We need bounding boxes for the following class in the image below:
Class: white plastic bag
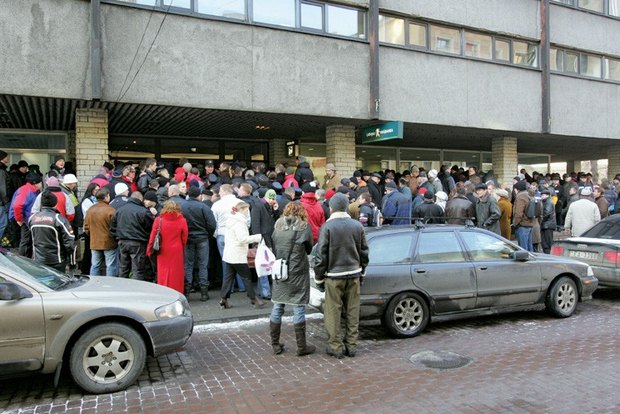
[255,240,276,277]
[272,258,289,281]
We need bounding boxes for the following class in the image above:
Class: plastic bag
[255,240,276,277]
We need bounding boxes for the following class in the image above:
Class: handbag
[247,244,258,268]
[152,217,162,253]
[272,229,297,282]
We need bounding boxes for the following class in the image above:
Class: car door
[411,230,477,314]
[0,274,46,374]
[459,231,542,308]
[363,232,416,298]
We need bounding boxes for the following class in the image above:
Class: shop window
[430,25,461,55]
[196,0,246,20]
[163,0,191,8]
[378,15,405,45]
[326,5,366,38]
[580,53,602,78]
[253,0,295,27]
[494,39,510,62]
[301,2,324,30]
[604,57,620,81]
[513,41,538,67]
[408,22,426,48]
[464,31,492,59]
[578,0,604,12]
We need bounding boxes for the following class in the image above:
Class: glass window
[578,0,604,12]
[610,0,620,16]
[356,147,397,173]
[253,0,295,27]
[604,57,620,81]
[460,232,519,261]
[550,48,562,71]
[163,0,191,8]
[301,2,323,30]
[464,32,492,59]
[124,0,158,5]
[564,51,579,73]
[580,53,602,78]
[326,5,366,38]
[513,41,538,67]
[409,22,427,48]
[0,253,71,290]
[368,234,415,264]
[430,25,461,55]
[399,148,440,173]
[582,221,620,239]
[416,232,466,263]
[378,15,405,45]
[196,0,245,20]
[494,39,510,61]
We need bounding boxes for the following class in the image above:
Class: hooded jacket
[294,162,314,184]
[300,193,325,243]
[223,212,262,264]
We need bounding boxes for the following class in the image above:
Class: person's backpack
[526,197,538,219]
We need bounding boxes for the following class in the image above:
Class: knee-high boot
[294,322,315,356]
[270,322,285,355]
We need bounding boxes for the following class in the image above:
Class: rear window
[581,220,620,240]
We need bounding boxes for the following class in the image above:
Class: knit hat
[329,192,349,212]
[45,176,59,187]
[17,160,29,168]
[114,182,129,195]
[54,155,65,163]
[325,163,336,171]
[580,187,592,196]
[112,169,123,178]
[26,173,42,184]
[62,174,78,184]
[385,181,397,189]
[187,186,201,199]
[265,189,277,200]
[41,191,58,208]
[103,162,114,172]
[514,181,527,192]
[428,169,438,179]
[424,190,435,200]
[144,190,158,203]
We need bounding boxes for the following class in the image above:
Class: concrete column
[566,160,581,174]
[75,108,108,193]
[66,131,76,164]
[269,138,296,167]
[326,125,356,178]
[607,147,620,178]
[491,136,518,187]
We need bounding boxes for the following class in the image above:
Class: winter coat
[271,216,313,305]
[513,191,535,228]
[413,200,445,224]
[565,198,601,237]
[445,195,475,225]
[595,196,609,219]
[294,162,314,184]
[541,198,557,230]
[7,171,26,201]
[9,182,39,223]
[26,207,75,266]
[498,196,513,239]
[31,187,75,222]
[137,170,156,194]
[300,193,325,243]
[382,190,411,225]
[532,200,543,245]
[111,198,155,242]
[222,212,262,264]
[367,181,383,207]
[0,162,8,206]
[180,197,216,241]
[84,201,117,250]
[475,195,501,235]
[282,174,299,189]
[323,173,341,191]
[250,200,279,248]
[211,193,239,237]
[147,212,188,294]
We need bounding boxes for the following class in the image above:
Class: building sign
[286,140,298,157]
[361,121,404,144]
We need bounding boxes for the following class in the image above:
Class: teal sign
[361,121,404,144]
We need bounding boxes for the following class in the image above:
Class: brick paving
[3,290,620,413]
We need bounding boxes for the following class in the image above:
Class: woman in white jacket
[219,201,264,309]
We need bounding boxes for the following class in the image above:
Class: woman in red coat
[147,200,188,294]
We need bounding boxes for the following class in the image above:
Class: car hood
[563,237,620,246]
[531,253,587,266]
[70,276,182,303]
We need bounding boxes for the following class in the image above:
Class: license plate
[569,250,598,260]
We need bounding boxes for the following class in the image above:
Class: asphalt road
[2,288,620,414]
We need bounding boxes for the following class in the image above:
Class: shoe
[251,297,265,309]
[269,322,285,355]
[184,284,192,301]
[200,286,209,302]
[219,298,232,309]
[294,322,316,356]
[325,346,344,359]
[344,347,356,358]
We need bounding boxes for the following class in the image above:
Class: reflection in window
[604,57,620,81]
[163,0,191,8]
[513,41,538,67]
[578,0,604,12]
[196,0,245,20]
[379,15,405,45]
[417,232,465,263]
[580,54,601,77]
[327,5,365,38]
[430,25,461,55]
[550,48,562,71]
[464,32,492,59]
[494,39,510,61]
[253,0,295,27]
[369,234,414,264]
[460,232,518,261]
[409,23,426,47]
[564,51,579,73]
[301,2,323,30]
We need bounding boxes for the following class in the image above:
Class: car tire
[69,322,146,394]
[383,292,430,338]
[546,276,578,318]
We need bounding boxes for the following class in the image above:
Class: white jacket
[223,213,262,264]
[565,198,601,237]
[211,193,239,237]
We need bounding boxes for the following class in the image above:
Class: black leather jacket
[26,207,75,265]
[111,198,155,242]
[541,198,557,230]
[445,195,475,225]
[180,198,216,241]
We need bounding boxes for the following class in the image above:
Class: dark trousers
[541,228,554,254]
[80,233,92,275]
[18,224,31,257]
[184,240,210,287]
[119,240,150,281]
[48,262,67,272]
[220,262,257,300]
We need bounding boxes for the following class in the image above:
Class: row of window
[114,0,366,39]
[551,47,620,81]
[378,15,539,68]
[552,0,620,17]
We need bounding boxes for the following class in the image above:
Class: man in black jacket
[540,189,557,254]
[181,186,217,301]
[413,191,445,224]
[111,192,155,281]
[367,173,384,208]
[251,189,280,299]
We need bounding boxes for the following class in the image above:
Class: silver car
[0,250,193,394]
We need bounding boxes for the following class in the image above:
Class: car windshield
[0,252,72,290]
[581,220,620,240]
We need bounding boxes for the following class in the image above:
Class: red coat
[147,212,188,294]
[300,193,325,243]
[122,176,138,194]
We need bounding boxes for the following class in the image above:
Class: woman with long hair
[79,182,100,275]
[147,200,188,294]
[268,202,315,356]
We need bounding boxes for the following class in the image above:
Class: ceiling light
[255,125,270,130]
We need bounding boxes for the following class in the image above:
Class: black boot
[269,322,285,355]
[184,284,191,301]
[294,322,315,356]
[200,286,209,302]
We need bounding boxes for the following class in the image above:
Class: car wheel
[383,292,430,338]
[546,276,578,318]
[69,323,146,394]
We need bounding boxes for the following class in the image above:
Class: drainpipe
[369,0,380,119]
[91,0,102,100]
[541,0,550,133]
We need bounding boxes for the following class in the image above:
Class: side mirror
[513,250,530,262]
[0,282,33,301]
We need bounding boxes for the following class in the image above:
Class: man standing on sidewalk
[314,193,369,359]
[84,188,118,276]
[512,180,534,251]
[0,150,9,242]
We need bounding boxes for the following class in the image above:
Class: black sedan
[310,225,598,338]
[551,214,620,287]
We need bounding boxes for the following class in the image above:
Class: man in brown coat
[84,187,119,276]
[512,180,534,251]
[322,163,341,192]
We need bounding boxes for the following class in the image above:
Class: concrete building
[1,0,620,188]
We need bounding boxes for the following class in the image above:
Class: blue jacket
[382,190,412,225]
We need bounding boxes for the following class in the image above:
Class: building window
[253,0,296,27]
[493,39,510,61]
[408,22,427,48]
[464,31,492,59]
[196,0,245,20]
[126,0,157,5]
[604,57,620,80]
[578,0,604,12]
[513,41,538,67]
[564,51,579,73]
[550,47,562,71]
[610,0,620,16]
[301,2,324,30]
[326,5,366,38]
[378,15,405,45]
[580,53,602,77]
[430,25,461,55]
[163,0,191,8]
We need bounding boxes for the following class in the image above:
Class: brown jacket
[84,201,117,250]
[498,196,513,239]
[595,196,609,219]
[512,191,534,228]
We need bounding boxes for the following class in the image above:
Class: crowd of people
[0,149,618,358]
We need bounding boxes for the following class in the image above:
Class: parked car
[0,249,193,394]
[551,214,620,287]
[309,224,598,338]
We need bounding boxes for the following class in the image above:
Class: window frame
[299,1,325,32]
[414,230,468,264]
[325,2,367,39]
[368,233,416,265]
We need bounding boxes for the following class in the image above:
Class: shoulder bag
[152,216,163,253]
[272,229,297,281]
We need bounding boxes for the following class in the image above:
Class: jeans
[185,240,210,287]
[270,303,306,325]
[118,240,149,281]
[515,226,534,252]
[258,274,271,298]
[90,249,119,276]
[216,235,245,291]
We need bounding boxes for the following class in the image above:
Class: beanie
[144,190,158,203]
[41,191,58,208]
[26,173,42,184]
[114,182,129,195]
[187,186,201,199]
[514,181,527,192]
[45,176,59,187]
[329,192,349,212]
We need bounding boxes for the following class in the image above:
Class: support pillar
[326,125,356,178]
[75,108,108,193]
[608,147,620,178]
[491,136,518,187]
[566,160,581,175]
[269,138,296,167]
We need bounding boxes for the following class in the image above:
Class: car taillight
[603,251,620,266]
[551,246,564,256]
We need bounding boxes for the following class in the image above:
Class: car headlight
[587,266,594,277]
[155,300,186,320]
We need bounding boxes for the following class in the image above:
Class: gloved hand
[360,272,366,286]
[315,281,325,293]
